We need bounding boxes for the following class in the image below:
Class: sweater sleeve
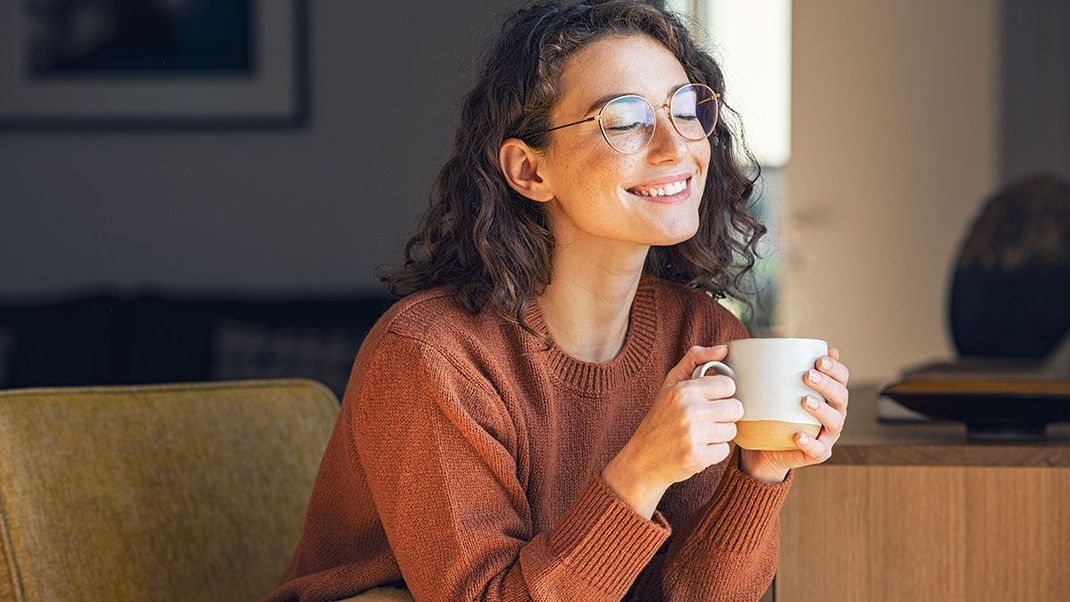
[630,445,793,601]
[351,331,671,602]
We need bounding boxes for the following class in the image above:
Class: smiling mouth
[626,177,691,199]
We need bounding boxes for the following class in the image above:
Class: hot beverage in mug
[691,338,827,451]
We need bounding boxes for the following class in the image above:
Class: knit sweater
[264,273,794,602]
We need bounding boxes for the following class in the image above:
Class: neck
[535,238,649,363]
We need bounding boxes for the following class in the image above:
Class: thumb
[664,344,729,386]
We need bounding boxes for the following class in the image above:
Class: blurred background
[0,0,1067,396]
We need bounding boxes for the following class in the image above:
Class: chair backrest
[0,378,339,602]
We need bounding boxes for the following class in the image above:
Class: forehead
[556,33,689,113]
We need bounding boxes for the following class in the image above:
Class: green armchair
[0,378,338,601]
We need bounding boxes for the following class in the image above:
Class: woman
[266,1,850,600]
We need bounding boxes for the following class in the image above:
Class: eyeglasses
[532,82,720,154]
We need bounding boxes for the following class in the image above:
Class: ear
[499,138,554,203]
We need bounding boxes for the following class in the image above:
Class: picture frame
[0,0,308,130]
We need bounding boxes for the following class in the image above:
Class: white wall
[778,0,1001,383]
[0,1,514,297]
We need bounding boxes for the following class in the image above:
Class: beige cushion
[0,378,338,602]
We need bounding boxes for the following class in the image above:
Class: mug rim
[728,337,827,345]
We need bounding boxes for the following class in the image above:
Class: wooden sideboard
[770,383,1070,601]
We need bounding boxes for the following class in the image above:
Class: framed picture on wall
[0,0,307,129]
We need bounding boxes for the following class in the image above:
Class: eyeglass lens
[599,84,718,153]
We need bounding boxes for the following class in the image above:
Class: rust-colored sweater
[265,274,794,602]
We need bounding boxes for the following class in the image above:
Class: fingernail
[798,433,810,443]
[712,345,727,352]
[808,369,823,383]
[819,357,831,370]
[804,396,819,409]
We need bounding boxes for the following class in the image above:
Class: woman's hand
[602,345,743,519]
[739,346,850,483]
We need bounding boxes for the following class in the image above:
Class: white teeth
[630,178,687,197]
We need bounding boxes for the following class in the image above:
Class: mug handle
[691,360,736,380]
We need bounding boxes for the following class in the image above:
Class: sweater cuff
[696,447,794,553]
[547,475,672,594]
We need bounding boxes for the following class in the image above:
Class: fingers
[684,410,736,451]
[804,368,849,411]
[688,374,736,400]
[794,430,832,462]
[791,345,846,466]
[706,397,744,423]
[669,384,741,420]
[698,420,737,444]
[667,345,729,385]
[815,354,850,386]
[700,442,732,465]
[801,395,845,437]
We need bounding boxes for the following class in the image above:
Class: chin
[646,223,700,247]
[661,215,702,244]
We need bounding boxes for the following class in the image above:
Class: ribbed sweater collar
[522,273,659,396]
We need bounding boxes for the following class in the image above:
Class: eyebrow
[580,83,690,115]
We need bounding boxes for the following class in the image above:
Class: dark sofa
[0,288,396,400]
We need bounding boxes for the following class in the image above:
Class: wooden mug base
[735,420,822,451]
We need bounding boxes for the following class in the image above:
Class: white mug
[691,337,827,450]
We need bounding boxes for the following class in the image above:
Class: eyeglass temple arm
[537,115,599,134]
[697,91,720,105]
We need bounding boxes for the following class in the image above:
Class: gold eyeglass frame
[534,82,721,154]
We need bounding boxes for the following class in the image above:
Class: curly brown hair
[377,0,767,345]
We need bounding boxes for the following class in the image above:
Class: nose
[645,105,686,163]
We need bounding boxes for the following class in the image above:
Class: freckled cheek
[572,156,636,199]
